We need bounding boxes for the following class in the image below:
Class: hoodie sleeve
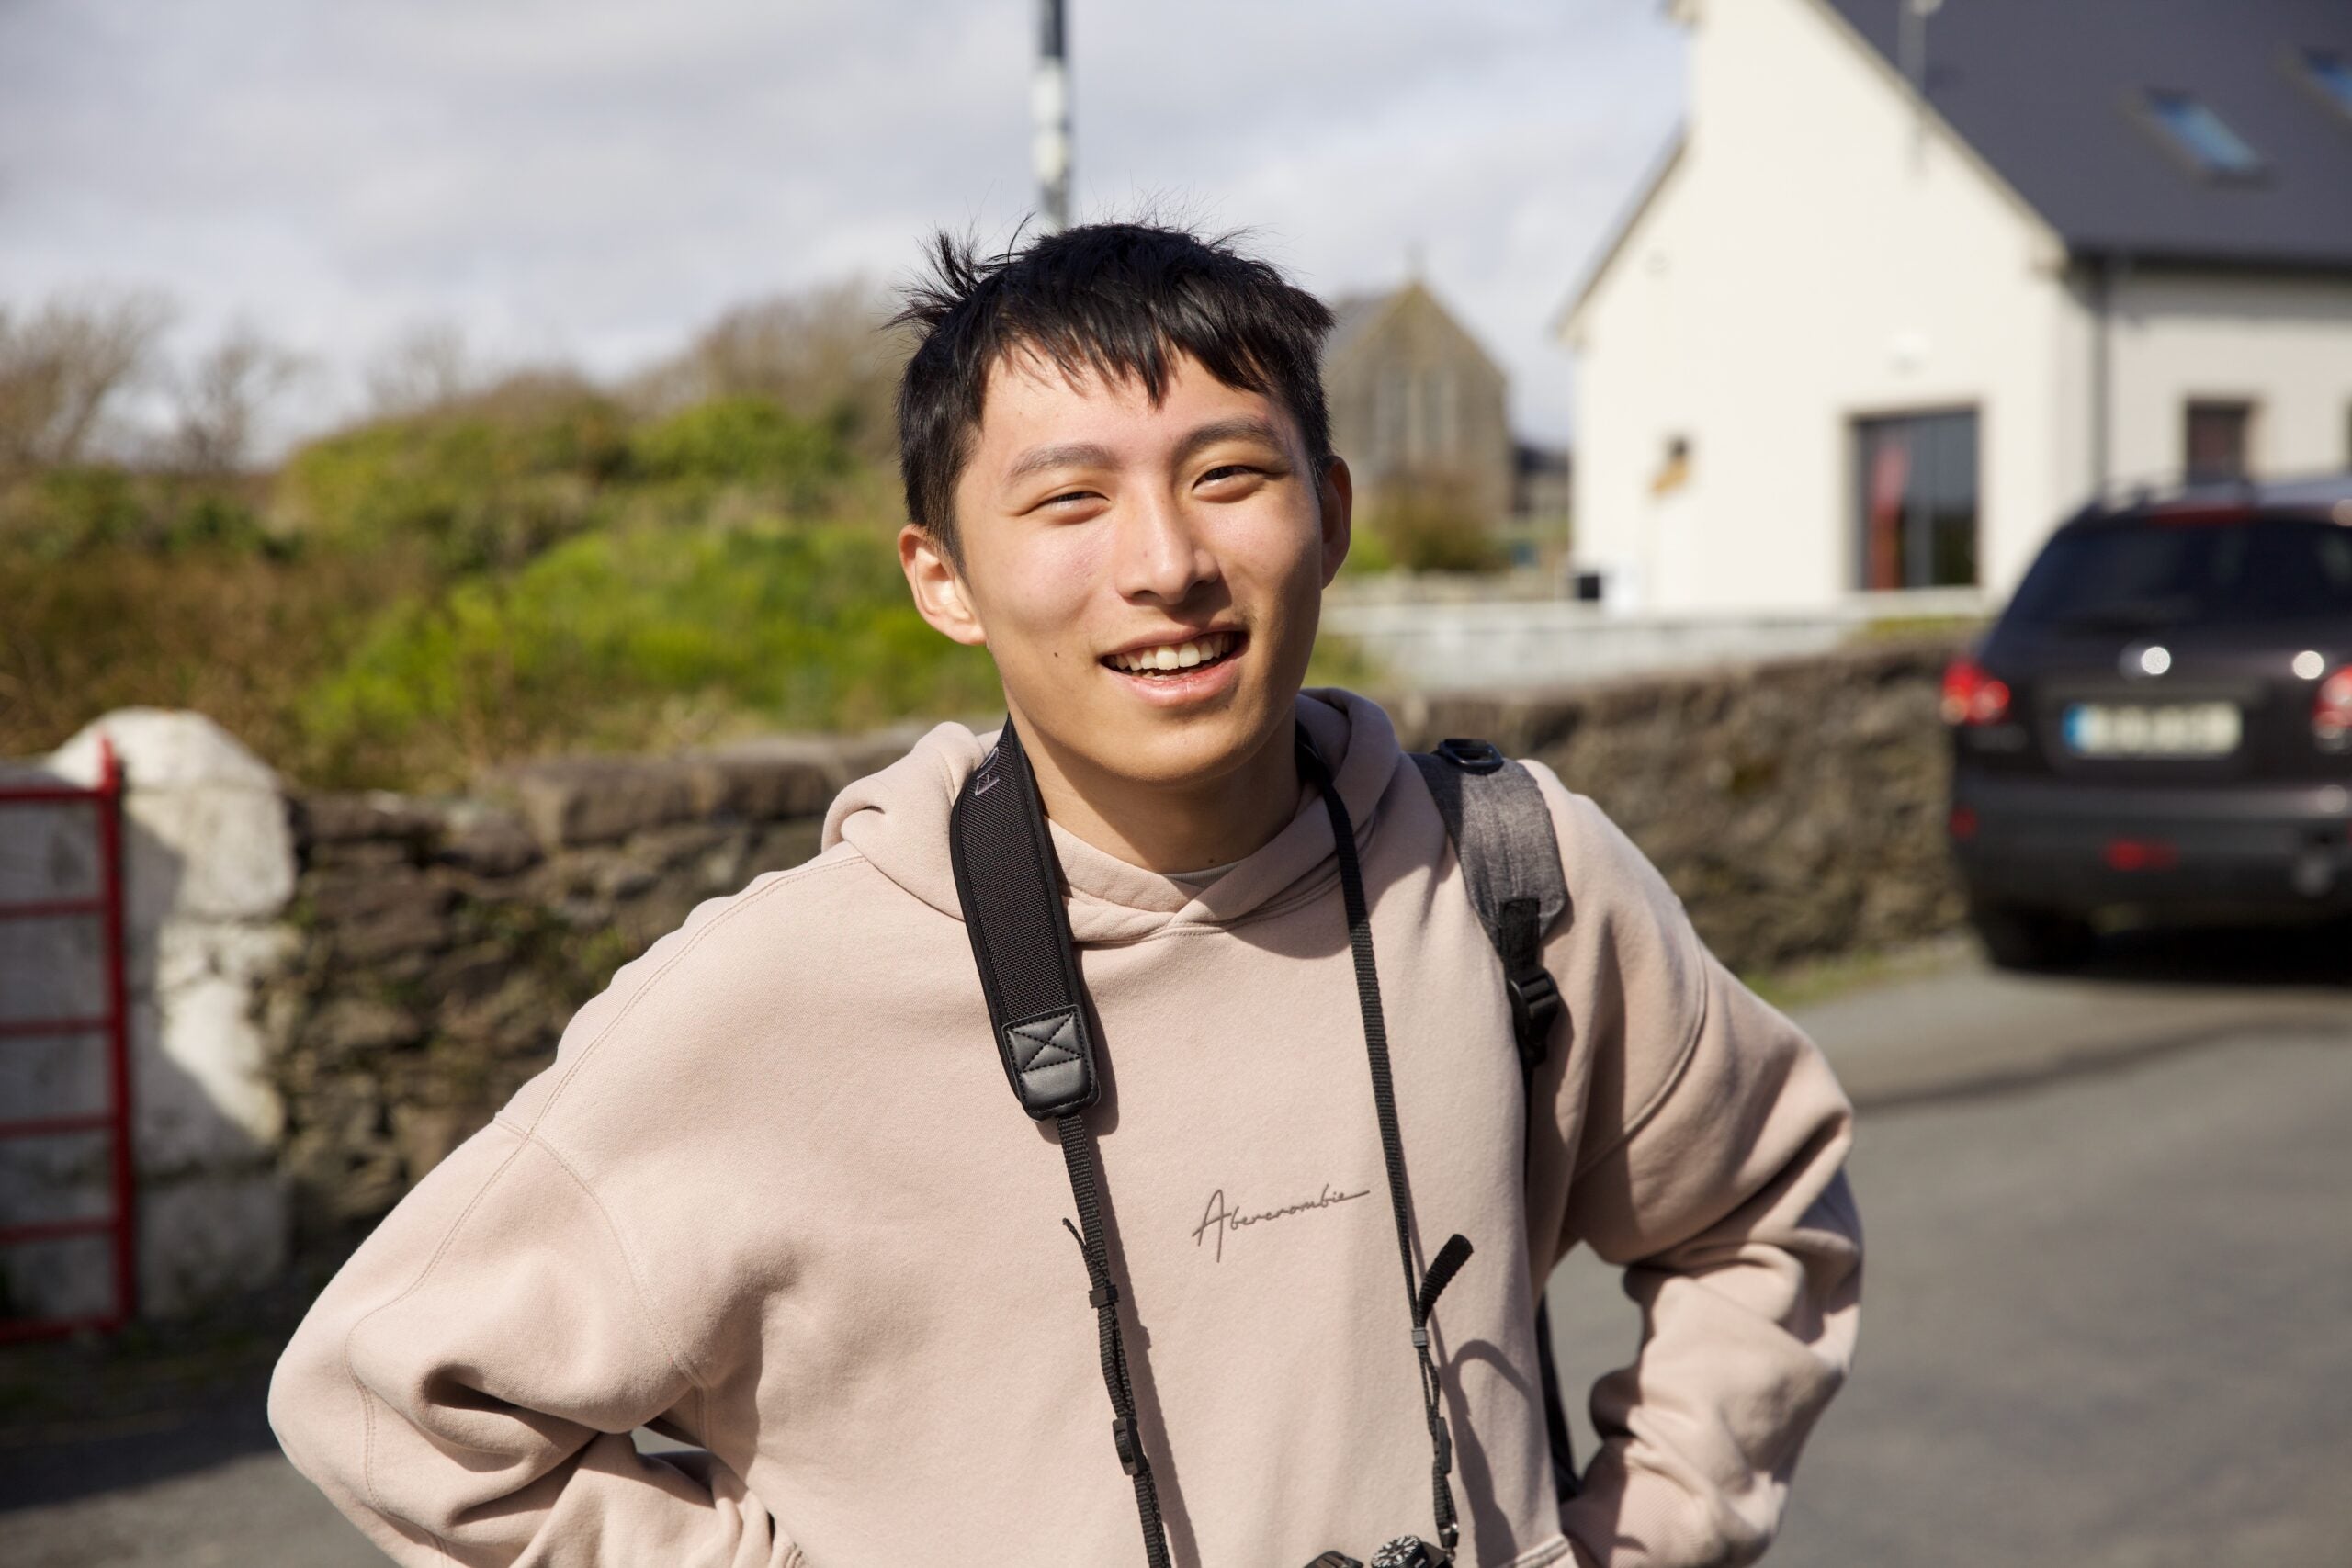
[1529,773,1863,1568]
[266,1114,801,1568]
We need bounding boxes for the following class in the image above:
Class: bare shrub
[633,280,909,460]
[364,321,477,419]
[0,291,175,474]
[171,322,310,475]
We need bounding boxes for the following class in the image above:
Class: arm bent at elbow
[267,1117,801,1568]
[1560,949,1863,1568]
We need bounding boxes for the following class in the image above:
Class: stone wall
[262,637,1964,1253]
[1392,637,1967,972]
[8,637,1967,1297]
[264,728,928,1253]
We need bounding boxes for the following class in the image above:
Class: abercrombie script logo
[1192,1182,1371,1263]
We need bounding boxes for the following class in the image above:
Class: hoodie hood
[821,688,1403,944]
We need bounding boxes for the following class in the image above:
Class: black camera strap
[947,716,1472,1564]
[947,716,1170,1568]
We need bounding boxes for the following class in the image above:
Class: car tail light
[2103,838,2179,872]
[2317,668,2352,746]
[1941,656,2011,727]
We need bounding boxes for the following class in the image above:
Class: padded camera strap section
[948,718,1101,1119]
[949,718,1171,1568]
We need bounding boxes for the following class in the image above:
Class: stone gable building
[1323,279,1517,533]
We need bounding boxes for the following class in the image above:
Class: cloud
[0,0,1680,443]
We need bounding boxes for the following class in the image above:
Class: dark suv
[1944,476,2352,967]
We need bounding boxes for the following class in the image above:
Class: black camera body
[1304,1536,1453,1568]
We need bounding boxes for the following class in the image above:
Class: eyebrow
[1005,441,1116,483]
[1170,416,1288,468]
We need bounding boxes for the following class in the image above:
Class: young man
[270,222,1860,1568]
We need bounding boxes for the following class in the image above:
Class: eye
[1197,463,1258,486]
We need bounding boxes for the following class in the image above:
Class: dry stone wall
[1390,638,1967,972]
[264,728,928,1252]
[259,637,1964,1255]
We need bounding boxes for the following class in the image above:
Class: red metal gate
[0,735,135,1342]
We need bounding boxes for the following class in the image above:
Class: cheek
[981,530,1110,659]
[1224,508,1327,600]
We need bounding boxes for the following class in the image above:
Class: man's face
[899,346,1351,795]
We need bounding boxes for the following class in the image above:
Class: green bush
[274,384,630,571]
[0,466,282,560]
[298,519,998,788]
[0,465,145,557]
[626,394,855,504]
[1368,477,1506,574]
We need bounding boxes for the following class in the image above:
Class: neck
[1012,712,1308,874]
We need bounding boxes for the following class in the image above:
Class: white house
[1559,0,2352,614]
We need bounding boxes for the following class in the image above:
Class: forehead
[967,344,1295,464]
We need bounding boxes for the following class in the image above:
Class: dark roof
[1818,0,2352,271]
[1321,291,1396,366]
[1320,281,1505,377]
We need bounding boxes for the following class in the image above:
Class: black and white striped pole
[1033,0,1071,231]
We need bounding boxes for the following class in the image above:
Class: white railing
[1320,585,1990,691]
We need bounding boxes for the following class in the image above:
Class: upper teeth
[1111,632,1236,672]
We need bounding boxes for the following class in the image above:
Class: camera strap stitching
[1058,1108,1172,1568]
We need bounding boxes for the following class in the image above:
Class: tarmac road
[1549,923,2352,1568]
[5,924,2347,1568]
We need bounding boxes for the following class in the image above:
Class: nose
[1110,490,1219,605]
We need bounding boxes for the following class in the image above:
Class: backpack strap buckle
[1506,966,1562,1069]
[1432,737,1506,773]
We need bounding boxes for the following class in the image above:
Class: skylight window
[2141,89,2267,181]
[2301,49,2352,122]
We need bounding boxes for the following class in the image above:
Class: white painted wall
[2101,270,2352,489]
[1,711,298,1323]
[1565,0,2352,615]
[1566,0,2067,612]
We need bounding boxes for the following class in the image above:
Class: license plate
[2062,702,2241,757]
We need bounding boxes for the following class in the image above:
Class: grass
[1744,931,1974,1012]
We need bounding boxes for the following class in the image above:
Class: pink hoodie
[267,689,1860,1568]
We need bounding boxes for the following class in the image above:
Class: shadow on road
[0,1262,329,1513]
[2058,916,2352,989]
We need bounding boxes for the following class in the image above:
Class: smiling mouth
[1102,629,1244,676]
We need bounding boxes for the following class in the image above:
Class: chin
[1024,693,1274,794]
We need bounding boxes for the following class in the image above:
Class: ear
[1316,456,1354,587]
[899,524,988,648]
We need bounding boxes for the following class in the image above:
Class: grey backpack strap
[1409,739,1569,1077]
[1410,737,1580,1506]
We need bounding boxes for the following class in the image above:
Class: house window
[1376,370,1411,469]
[1855,410,1978,591]
[1421,370,1459,462]
[2301,49,2352,122]
[2140,90,2266,181]
[2185,400,2254,484]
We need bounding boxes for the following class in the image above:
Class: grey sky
[0,0,1682,446]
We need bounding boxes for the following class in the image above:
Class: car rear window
[2005,516,2352,630]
